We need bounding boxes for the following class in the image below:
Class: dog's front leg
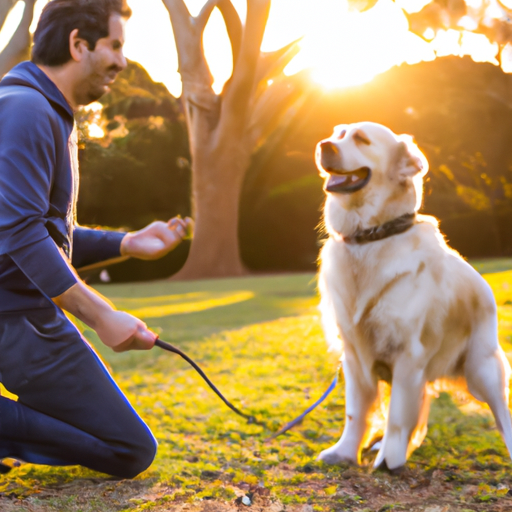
[318,349,377,465]
[374,358,427,472]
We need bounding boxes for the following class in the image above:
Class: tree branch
[196,0,220,31]
[248,72,308,149]
[217,0,242,72]
[161,0,212,85]
[0,0,36,77]
[221,0,271,125]
[255,37,302,86]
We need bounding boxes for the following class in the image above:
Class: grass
[2,263,512,511]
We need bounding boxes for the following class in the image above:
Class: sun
[283,0,499,90]
[285,0,435,89]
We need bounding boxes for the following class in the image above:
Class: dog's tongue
[325,173,361,191]
[324,167,371,194]
[327,174,351,188]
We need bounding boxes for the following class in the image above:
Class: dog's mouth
[324,166,372,194]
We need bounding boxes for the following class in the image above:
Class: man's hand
[53,282,156,352]
[95,310,156,352]
[120,216,193,260]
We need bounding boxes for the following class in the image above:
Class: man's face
[75,14,127,105]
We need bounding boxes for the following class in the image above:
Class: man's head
[32,0,131,106]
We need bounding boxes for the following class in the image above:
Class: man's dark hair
[32,0,132,66]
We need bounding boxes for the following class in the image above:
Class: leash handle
[154,337,263,426]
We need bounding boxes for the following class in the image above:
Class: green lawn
[3,264,512,511]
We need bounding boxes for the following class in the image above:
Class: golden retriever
[315,121,512,471]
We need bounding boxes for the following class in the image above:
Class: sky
[0,0,505,97]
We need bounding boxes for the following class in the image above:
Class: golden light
[0,1,24,53]
[82,102,105,139]
[285,0,436,89]
[114,290,255,319]
[0,0,508,95]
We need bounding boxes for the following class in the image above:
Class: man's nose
[117,51,127,71]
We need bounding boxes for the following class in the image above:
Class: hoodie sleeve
[72,226,126,269]
[0,93,78,298]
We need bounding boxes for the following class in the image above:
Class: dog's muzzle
[318,141,372,194]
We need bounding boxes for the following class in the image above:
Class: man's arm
[0,94,79,298]
[52,281,156,352]
[73,217,193,272]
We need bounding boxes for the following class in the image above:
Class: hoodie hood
[0,61,74,119]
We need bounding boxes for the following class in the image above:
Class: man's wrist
[119,232,133,258]
[52,281,114,329]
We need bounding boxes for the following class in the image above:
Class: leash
[155,337,265,427]
[267,366,341,440]
[154,337,340,437]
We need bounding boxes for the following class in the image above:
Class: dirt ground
[2,463,512,512]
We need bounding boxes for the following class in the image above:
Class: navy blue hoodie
[0,61,125,313]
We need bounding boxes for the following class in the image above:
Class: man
[0,0,192,478]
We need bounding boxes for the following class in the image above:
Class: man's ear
[69,28,88,63]
[394,135,428,182]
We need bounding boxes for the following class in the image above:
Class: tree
[0,0,36,76]
[161,0,305,279]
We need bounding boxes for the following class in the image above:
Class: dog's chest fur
[322,237,416,362]
[319,221,486,382]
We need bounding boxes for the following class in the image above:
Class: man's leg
[0,306,157,478]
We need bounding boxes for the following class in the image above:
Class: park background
[3,1,512,511]
[4,0,512,282]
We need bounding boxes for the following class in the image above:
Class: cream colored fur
[316,121,512,471]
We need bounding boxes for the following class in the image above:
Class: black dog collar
[343,212,417,245]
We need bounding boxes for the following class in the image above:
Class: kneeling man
[0,0,191,478]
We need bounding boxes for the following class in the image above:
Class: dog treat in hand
[173,215,194,240]
[183,217,194,240]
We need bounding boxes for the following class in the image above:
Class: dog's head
[315,122,428,234]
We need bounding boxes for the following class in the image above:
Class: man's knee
[114,431,158,479]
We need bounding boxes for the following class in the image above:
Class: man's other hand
[120,217,193,260]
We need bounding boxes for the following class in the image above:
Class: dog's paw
[317,447,358,466]
[373,456,405,475]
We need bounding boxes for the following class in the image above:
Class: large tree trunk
[178,137,252,279]
[162,0,302,279]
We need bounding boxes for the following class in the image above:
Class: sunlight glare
[0,1,24,54]
[423,27,436,40]
[88,124,105,139]
[460,31,499,63]
[203,8,233,94]
[30,0,49,33]
[394,0,432,13]
[0,0,509,96]
[291,0,427,89]
[501,42,512,72]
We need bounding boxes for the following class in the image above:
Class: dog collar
[343,212,417,245]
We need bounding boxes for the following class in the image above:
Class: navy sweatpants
[0,305,157,478]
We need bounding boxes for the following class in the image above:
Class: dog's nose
[320,141,339,156]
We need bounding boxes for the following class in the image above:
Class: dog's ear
[394,135,428,182]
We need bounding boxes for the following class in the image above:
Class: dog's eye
[336,130,346,140]
[353,130,370,145]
